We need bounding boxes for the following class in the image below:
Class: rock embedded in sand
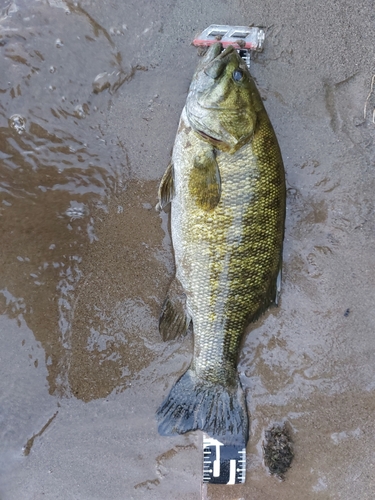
[263,423,294,479]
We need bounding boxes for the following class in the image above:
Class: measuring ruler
[202,434,246,484]
[193,24,265,68]
[193,24,265,51]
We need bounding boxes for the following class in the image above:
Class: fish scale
[157,43,285,449]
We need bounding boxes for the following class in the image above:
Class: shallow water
[1,0,375,499]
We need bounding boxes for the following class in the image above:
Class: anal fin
[275,266,282,306]
[159,277,191,341]
[272,253,283,307]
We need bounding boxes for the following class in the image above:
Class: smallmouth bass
[156,43,286,446]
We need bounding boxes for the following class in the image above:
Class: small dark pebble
[353,116,365,127]
[344,308,350,317]
[263,423,294,479]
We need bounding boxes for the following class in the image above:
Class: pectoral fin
[274,265,282,306]
[189,149,221,211]
[159,277,191,341]
[158,162,174,210]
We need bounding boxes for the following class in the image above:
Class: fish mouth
[204,44,235,79]
[209,43,235,61]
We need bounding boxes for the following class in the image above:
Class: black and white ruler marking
[203,434,246,484]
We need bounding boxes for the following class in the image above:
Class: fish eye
[232,68,243,82]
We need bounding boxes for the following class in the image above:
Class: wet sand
[1,0,375,498]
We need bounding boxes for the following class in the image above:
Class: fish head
[186,43,260,153]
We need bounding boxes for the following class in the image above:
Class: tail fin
[156,369,248,447]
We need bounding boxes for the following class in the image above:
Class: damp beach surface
[1,1,375,499]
